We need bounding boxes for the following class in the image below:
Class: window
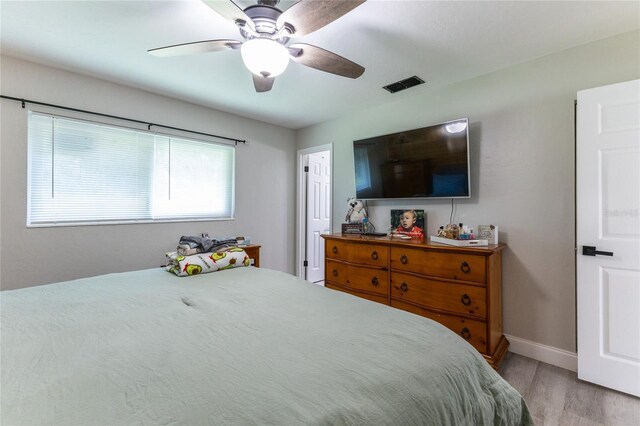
[28,112,234,226]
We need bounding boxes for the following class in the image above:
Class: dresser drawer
[392,300,488,353]
[325,240,388,267]
[327,282,389,305]
[326,260,388,297]
[391,272,486,319]
[390,247,486,284]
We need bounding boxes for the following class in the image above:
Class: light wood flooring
[499,352,640,426]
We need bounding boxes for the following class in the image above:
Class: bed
[1,266,532,425]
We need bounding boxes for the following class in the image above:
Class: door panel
[577,79,640,397]
[601,148,639,237]
[602,268,640,361]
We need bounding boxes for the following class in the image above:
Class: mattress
[1,267,532,425]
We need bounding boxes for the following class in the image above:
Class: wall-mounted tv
[353,118,470,200]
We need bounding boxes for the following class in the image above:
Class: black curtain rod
[0,95,246,145]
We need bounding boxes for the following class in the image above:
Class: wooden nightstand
[240,244,261,267]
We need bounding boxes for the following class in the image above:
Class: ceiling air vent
[382,76,425,94]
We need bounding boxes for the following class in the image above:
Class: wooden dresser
[322,234,508,368]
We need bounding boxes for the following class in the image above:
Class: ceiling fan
[148,0,366,93]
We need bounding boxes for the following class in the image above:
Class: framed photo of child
[390,209,426,238]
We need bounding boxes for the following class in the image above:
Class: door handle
[582,246,613,256]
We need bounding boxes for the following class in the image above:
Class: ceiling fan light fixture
[241,38,289,78]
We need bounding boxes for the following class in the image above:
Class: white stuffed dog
[345,197,368,223]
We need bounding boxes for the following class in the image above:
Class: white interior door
[577,79,640,397]
[306,151,331,283]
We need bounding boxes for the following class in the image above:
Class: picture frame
[390,209,426,238]
[342,222,365,234]
[477,225,498,244]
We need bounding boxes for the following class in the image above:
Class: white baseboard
[505,334,577,372]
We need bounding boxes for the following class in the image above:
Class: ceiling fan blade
[202,0,255,32]
[148,39,242,57]
[289,43,364,79]
[253,74,275,93]
[277,0,366,37]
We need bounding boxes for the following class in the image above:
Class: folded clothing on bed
[177,236,238,255]
[166,247,250,276]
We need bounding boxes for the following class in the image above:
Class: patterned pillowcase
[166,247,251,276]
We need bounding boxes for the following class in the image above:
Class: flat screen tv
[353,118,470,200]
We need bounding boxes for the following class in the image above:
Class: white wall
[0,55,297,290]
[296,31,640,353]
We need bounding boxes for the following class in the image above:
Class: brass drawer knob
[461,328,471,340]
[371,250,379,260]
[332,246,338,254]
[332,269,338,277]
[460,261,471,273]
[461,294,471,306]
[400,255,408,264]
[400,282,408,292]
[371,277,379,286]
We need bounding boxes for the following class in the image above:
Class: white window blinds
[28,112,235,226]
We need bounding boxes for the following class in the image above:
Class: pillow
[166,247,251,277]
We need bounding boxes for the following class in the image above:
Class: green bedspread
[1,267,532,425]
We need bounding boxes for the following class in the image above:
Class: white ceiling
[1,1,638,129]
